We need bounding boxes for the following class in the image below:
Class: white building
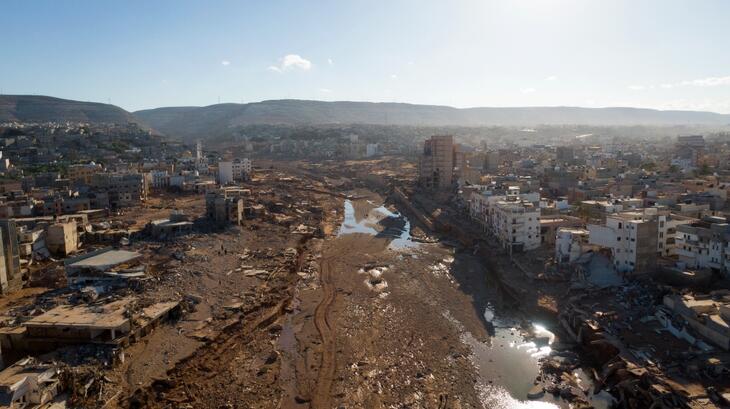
[218,161,234,185]
[470,186,541,251]
[366,143,379,157]
[555,228,590,264]
[675,217,730,273]
[150,170,169,189]
[588,212,658,273]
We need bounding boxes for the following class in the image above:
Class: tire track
[311,258,336,408]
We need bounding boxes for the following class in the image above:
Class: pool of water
[338,199,418,249]
[462,306,612,409]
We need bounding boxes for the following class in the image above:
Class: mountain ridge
[2,95,730,141]
[135,99,730,140]
[0,95,146,127]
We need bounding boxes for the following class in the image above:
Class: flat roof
[24,297,132,330]
[67,249,141,270]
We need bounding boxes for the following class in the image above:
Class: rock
[527,385,545,399]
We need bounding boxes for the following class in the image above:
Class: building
[555,227,591,264]
[470,187,541,252]
[218,158,252,185]
[150,170,170,190]
[675,216,730,274]
[89,173,148,208]
[418,135,454,189]
[66,162,102,184]
[365,143,379,158]
[45,221,78,257]
[206,190,244,225]
[146,211,194,239]
[492,197,541,252]
[0,220,21,291]
[64,247,144,284]
[218,161,233,185]
[663,292,730,350]
[484,151,500,173]
[588,212,659,274]
[0,357,61,408]
[556,146,575,164]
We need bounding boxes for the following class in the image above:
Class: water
[338,199,418,249]
[466,306,611,409]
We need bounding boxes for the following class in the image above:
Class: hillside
[134,99,730,140]
[0,95,144,126]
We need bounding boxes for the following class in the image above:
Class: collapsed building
[0,357,61,408]
[63,248,144,285]
[145,211,194,239]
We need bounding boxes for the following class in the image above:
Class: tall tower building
[418,135,454,189]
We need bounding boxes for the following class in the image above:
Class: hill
[0,95,144,126]
[134,99,730,140]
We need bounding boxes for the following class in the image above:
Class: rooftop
[24,297,133,330]
[65,248,142,271]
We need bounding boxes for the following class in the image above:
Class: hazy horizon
[3,0,730,113]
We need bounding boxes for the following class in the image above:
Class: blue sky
[2,0,730,113]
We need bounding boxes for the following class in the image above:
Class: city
[2,1,730,409]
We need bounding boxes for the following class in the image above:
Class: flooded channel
[336,196,612,409]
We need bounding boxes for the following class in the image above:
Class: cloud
[390,74,398,79]
[319,88,332,93]
[679,75,730,87]
[327,58,333,65]
[268,54,312,72]
[520,87,536,94]
[221,60,230,66]
[545,75,558,81]
[630,75,730,91]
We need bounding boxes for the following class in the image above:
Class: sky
[2,0,730,113]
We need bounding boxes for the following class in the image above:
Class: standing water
[338,199,418,249]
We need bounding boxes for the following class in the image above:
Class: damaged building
[63,248,144,285]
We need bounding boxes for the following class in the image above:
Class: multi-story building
[470,187,541,252]
[218,158,252,185]
[89,173,148,208]
[418,135,454,189]
[205,190,244,226]
[588,212,658,273]
[150,170,170,190]
[675,217,730,273]
[67,163,103,184]
[0,219,21,292]
[555,227,591,264]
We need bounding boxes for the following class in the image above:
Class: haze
[3,0,730,113]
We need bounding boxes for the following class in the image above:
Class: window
[618,222,623,229]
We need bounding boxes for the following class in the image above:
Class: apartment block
[555,227,591,264]
[218,158,252,185]
[418,135,454,190]
[470,187,541,252]
[675,216,730,274]
[588,212,658,273]
[89,173,148,208]
[205,190,244,226]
